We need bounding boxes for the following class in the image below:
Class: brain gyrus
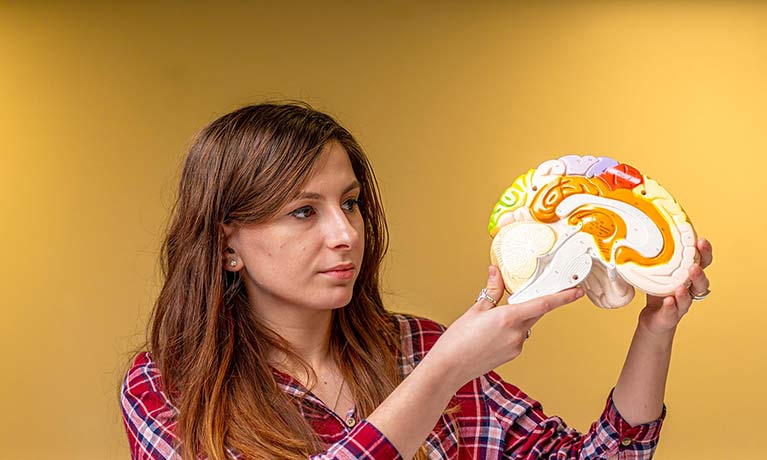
[488,155,697,309]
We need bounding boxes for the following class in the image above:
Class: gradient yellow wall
[1,2,763,459]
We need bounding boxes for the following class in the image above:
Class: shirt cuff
[602,388,666,450]
[319,419,403,460]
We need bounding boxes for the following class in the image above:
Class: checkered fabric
[121,314,664,459]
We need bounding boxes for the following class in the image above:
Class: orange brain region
[488,155,697,309]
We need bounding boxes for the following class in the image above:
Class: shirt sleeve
[120,352,403,460]
[120,352,183,460]
[479,371,665,460]
[309,421,402,460]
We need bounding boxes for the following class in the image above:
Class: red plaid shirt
[121,314,665,460]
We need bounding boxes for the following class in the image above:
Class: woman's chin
[330,290,355,309]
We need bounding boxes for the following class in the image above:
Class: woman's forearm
[612,323,676,426]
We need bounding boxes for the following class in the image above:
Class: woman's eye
[290,205,315,219]
[342,198,361,212]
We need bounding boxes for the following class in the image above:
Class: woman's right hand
[426,265,585,391]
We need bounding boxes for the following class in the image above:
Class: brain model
[488,155,698,309]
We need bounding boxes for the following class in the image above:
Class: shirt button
[345,417,356,428]
[621,438,632,447]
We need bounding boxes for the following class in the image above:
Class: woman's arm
[366,236,718,460]
[366,267,584,460]
[612,237,713,426]
[611,322,675,426]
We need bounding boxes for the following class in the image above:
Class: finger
[688,263,710,299]
[661,294,677,314]
[513,287,585,320]
[675,284,692,315]
[696,237,713,269]
[474,265,506,310]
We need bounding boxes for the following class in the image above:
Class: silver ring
[525,328,532,340]
[476,288,498,306]
[690,287,711,301]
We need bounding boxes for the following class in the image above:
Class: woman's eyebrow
[295,181,361,200]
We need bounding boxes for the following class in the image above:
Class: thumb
[476,265,506,309]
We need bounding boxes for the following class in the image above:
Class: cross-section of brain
[488,155,698,309]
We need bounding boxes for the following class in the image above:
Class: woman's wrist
[636,314,677,346]
[416,348,468,396]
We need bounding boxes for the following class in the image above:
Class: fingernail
[576,288,584,298]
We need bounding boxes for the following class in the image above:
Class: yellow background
[1,2,762,459]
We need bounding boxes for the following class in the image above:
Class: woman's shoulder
[120,352,181,457]
[124,351,159,382]
[121,351,175,404]
[390,312,447,334]
[390,313,447,362]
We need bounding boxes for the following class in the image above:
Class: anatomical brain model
[488,155,698,309]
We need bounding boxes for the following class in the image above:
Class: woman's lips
[320,265,354,280]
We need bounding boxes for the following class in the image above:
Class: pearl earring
[229,260,237,267]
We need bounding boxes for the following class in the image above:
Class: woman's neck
[259,305,337,377]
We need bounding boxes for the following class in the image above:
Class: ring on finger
[476,288,498,306]
[689,286,711,301]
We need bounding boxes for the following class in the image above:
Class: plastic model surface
[488,155,697,309]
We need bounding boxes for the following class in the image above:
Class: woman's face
[224,142,365,318]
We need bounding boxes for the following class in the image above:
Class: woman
[121,102,713,460]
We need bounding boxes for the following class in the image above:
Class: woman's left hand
[638,237,713,335]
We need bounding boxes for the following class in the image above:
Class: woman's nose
[324,209,359,249]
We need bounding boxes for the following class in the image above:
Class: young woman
[120,102,713,460]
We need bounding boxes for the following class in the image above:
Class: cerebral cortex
[488,155,698,309]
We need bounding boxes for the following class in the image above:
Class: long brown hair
[147,102,430,460]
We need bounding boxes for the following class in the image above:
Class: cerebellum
[488,155,697,308]
[490,222,557,293]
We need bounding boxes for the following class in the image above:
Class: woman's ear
[222,223,242,272]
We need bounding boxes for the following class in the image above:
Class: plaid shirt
[121,314,665,460]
